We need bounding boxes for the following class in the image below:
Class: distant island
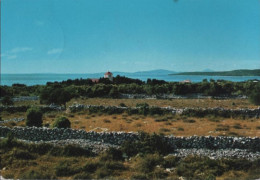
[170,69,260,76]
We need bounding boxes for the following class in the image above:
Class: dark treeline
[1,76,260,105]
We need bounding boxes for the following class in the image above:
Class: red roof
[91,79,99,83]
[105,71,112,75]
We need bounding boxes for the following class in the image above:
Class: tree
[136,103,150,115]
[249,90,260,105]
[52,116,71,128]
[26,107,43,127]
[0,86,10,97]
[109,87,119,98]
[1,96,14,105]
[40,87,72,107]
[56,89,72,107]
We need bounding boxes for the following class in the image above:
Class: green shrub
[136,154,163,173]
[103,161,125,171]
[27,143,55,155]
[83,160,99,173]
[178,127,184,131]
[55,161,81,177]
[40,87,72,107]
[162,156,180,168]
[95,167,111,178]
[21,142,92,157]
[249,90,260,105]
[119,103,127,107]
[131,173,148,180]
[103,119,111,123]
[1,96,14,105]
[233,123,243,129]
[149,106,164,115]
[121,132,172,157]
[73,172,91,179]
[26,107,43,127]
[136,103,149,115]
[154,117,168,122]
[159,128,171,133]
[52,116,71,128]
[11,148,36,160]
[176,156,225,179]
[61,144,92,157]
[183,119,196,123]
[149,168,168,179]
[221,159,253,171]
[20,169,54,179]
[0,133,21,150]
[100,148,124,161]
[215,124,230,131]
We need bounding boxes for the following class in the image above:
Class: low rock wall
[69,104,260,118]
[0,118,25,124]
[0,126,259,151]
[0,105,65,113]
[120,93,247,99]
[12,96,39,102]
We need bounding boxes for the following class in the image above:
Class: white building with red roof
[104,71,113,81]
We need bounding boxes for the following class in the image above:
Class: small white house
[104,71,113,81]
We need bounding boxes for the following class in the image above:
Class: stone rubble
[0,126,259,159]
[12,96,39,102]
[18,138,119,154]
[0,118,25,124]
[0,104,65,113]
[169,148,260,161]
[120,93,247,99]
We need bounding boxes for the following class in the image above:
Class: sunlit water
[1,73,260,86]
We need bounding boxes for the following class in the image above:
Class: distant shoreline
[170,74,260,77]
[170,69,260,76]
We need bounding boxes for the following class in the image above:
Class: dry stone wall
[0,105,65,113]
[0,118,25,124]
[0,126,259,151]
[69,104,260,118]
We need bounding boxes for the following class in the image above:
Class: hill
[170,69,260,76]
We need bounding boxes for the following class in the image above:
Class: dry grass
[13,100,40,106]
[1,155,88,179]
[2,147,257,180]
[40,112,260,137]
[1,98,259,137]
[68,98,257,109]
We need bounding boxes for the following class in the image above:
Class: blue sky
[1,0,260,73]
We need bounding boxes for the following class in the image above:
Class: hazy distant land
[170,69,260,76]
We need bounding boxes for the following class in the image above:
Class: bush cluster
[1,78,260,105]
[249,89,260,105]
[120,132,172,157]
[0,136,92,157]
[52,116,71,129]
[26,107,43,127]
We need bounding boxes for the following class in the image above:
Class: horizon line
[1,68,260,75]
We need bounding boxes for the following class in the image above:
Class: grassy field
[68,97,258,109]
[2,98,260,137]
[1,98,260,179]
[9,97,257,109]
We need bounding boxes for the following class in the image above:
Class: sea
[1,73,260,86]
